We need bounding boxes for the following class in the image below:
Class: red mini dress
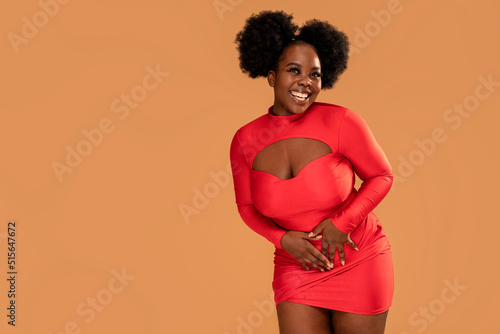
[229,102,394,314]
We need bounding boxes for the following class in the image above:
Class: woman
[230,10,394,334]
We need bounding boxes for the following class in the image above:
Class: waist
[274,211,390,267]
[273,189,358,232]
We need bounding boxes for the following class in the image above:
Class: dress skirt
[281,249,394,314]
[272,212,394,315]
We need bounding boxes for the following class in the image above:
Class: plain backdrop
[1,0,499,333]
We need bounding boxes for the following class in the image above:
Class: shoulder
[230,113,269,152]
[312,101,351,116]
[312,101,349,112]
[236,113,268,132]
[313,102,368,123]
[231,112,270,143]
[309,101,353,124]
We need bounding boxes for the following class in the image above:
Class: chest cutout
[251,138,333,181]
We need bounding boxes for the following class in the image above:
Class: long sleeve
[230,131,288,250]
[330,109,393,235]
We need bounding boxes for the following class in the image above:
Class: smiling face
[267,42,322,116]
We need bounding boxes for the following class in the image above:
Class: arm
[330,109,394,235]
[230,131,288,250]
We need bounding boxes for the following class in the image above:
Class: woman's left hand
[308,218,358,268]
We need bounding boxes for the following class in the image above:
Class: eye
[287,67,300,74]
[312,72,322,78]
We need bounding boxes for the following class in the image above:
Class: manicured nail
[341,260,345,266]
[308,232,314,237]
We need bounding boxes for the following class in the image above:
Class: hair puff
[234,10,298,79]
[296,19,350,89]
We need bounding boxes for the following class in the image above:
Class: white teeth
[291,91,308,98]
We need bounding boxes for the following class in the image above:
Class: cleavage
[251,138,332,181]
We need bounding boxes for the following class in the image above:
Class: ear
[267,70,275,87]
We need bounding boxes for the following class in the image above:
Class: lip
[289,91,312,105]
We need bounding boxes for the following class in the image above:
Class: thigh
[331,309,389,334]
[277,301,332,334]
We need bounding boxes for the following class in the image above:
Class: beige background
[1,0,499,333]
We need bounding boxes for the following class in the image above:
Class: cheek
[278,89,289,98]
[314,82,322,92]
[278,84,292,95]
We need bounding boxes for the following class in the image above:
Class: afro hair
[234,10,350,90]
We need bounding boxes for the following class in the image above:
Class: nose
[298,76,312,87]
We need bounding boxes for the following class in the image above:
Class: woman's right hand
[280,231,333,272]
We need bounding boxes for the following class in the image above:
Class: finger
[301,257,314,271]
[307,234,322,240]
[304,258,322,271]
[305,231,322,240]
[328,245,336,267]
[337,244,346,266]
[346,235,359,251]
[321,239,328,258]
[308,244,332,270]
[313,260,326,272]
[321,242,332,271]
[308,222,324,238]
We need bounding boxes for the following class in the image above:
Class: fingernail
[320,268,324,272]
[341,260,345,266]
[308,232,313,237]
[355,247,359,251]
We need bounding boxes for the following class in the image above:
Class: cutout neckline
[251,152,334,181]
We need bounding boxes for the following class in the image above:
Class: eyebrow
[285,62,321,70]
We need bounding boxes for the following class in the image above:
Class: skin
[267,42,321,116]
[266,42,389,333]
